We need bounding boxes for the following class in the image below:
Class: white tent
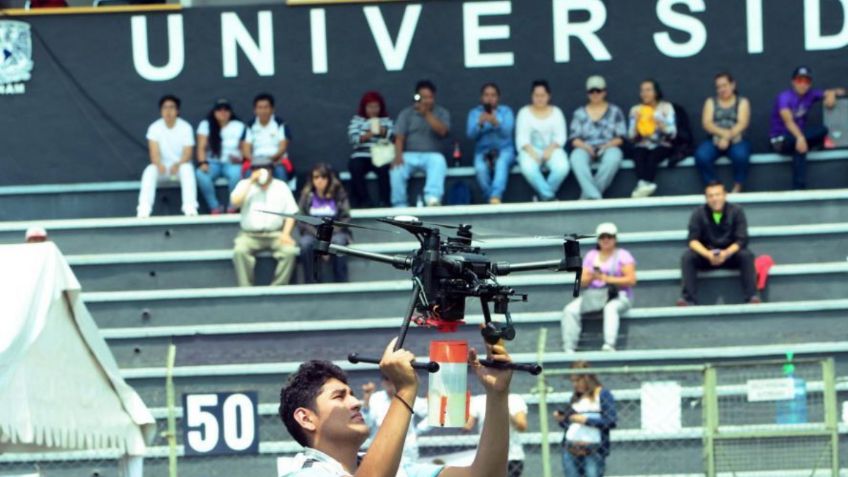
[0,242,155,473]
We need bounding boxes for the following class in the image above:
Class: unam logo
[0,20,33,95]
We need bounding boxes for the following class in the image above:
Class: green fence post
[165,343,178,477]
[702,365,718,477]
[821,358,839,477]
[536,328,551,477]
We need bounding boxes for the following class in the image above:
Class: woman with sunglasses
[569,76,627,200]
[694,72,752,194]
[297,163,351,283]
[554,361,617,477]
[561,222,637,353]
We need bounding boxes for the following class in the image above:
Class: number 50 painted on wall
[182,392,260,456]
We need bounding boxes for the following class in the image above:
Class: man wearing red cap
[768,66,845,189]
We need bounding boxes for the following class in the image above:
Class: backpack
[447,181,472,205]
[669,103,695,166]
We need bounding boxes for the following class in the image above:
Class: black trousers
[348,156,391,208]
[772,125,828,189]
[299,232,350,284]
[632,146,672,182]
[681,248,757,303]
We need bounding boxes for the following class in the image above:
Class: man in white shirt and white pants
[465,394,528,477]
[230,165,299,286]
[137,94,198,218]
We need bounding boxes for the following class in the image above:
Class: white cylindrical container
[428,340,469,428]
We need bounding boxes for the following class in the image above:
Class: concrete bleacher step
[3,189,848,254]
[80,261,848,329]
[100,299,848,370]
[65,223,848,291]
[1,150,845,221]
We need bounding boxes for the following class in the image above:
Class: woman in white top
[515,80,570,201]
[196,98,247,214]
[554,361,617,477]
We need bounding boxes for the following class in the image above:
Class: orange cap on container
[429,340,468,363]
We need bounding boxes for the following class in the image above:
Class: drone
[262,211,589,375]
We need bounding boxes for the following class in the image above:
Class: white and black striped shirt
[348,115,394,159]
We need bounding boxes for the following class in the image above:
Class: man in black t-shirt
[677,182,759,306]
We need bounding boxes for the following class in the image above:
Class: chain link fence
[1,356,845,477]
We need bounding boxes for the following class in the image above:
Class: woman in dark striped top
[347,91,395,208]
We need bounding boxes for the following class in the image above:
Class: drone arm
[492,259,567,275]
[324,243,413,270]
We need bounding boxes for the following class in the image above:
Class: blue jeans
[562,449,605,477]
[390,151,447,207]
[771,125,828,189]
[196,160,243,210]
[518,148,570,200]
[694,139,751,187]
[474,149,515,200]
[570,146,623,199]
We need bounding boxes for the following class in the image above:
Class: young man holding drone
[277,337,513,477]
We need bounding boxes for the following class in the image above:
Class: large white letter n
[553,0,611,63]
[131,15,184,82]
[221,11,275,78]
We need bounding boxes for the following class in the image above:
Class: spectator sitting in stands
[243,93,292,182]
[360,374,429,467]
[694,73,752,194]
[561,222,636,353]
[678,181,759,306]
[516,80,569,202]
[136,94,197,218]
[230,165,299,287]
[768,66,846,190]
[24,226,48,243]
[464,393,528,477]
[347,91,394,208]
[554,361,617,477]
[391,80,450,207]
[627,79,676,198]
[297,163,351,284]
[466,82,515,205]
[569,75,627,200]
[195,98,247,214]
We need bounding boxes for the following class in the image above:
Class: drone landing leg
[395,280,422,350]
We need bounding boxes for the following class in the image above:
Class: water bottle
[452,141,462,167]
[776,352,808,424]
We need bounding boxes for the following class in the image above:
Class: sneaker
[136,206,151,219]
[183,207,199,217]
[631,181,657,198]
[675,297,694,307]
[563,347,576,354]
[601,344,616,352]
[226,206,239,214]
[210,206,224,215]
[425,197,441,207]
[489,197,502,205]
[747,295,762,304]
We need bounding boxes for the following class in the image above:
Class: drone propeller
[257,210,397,233]
[529,233,596,241]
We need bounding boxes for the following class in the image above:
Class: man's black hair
[531,79,551,94]
[159,94,181,110]
[705,180,725,191]
[279,360,349,447]
[254,93,275,107]
[415,80,437,94]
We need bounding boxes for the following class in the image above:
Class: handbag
[370,139,395,168]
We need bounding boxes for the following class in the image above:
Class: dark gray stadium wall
[1,0,847,185]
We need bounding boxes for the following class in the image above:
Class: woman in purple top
[768,66,845,189]
[297,163,352,283]
[561,222,637,353]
